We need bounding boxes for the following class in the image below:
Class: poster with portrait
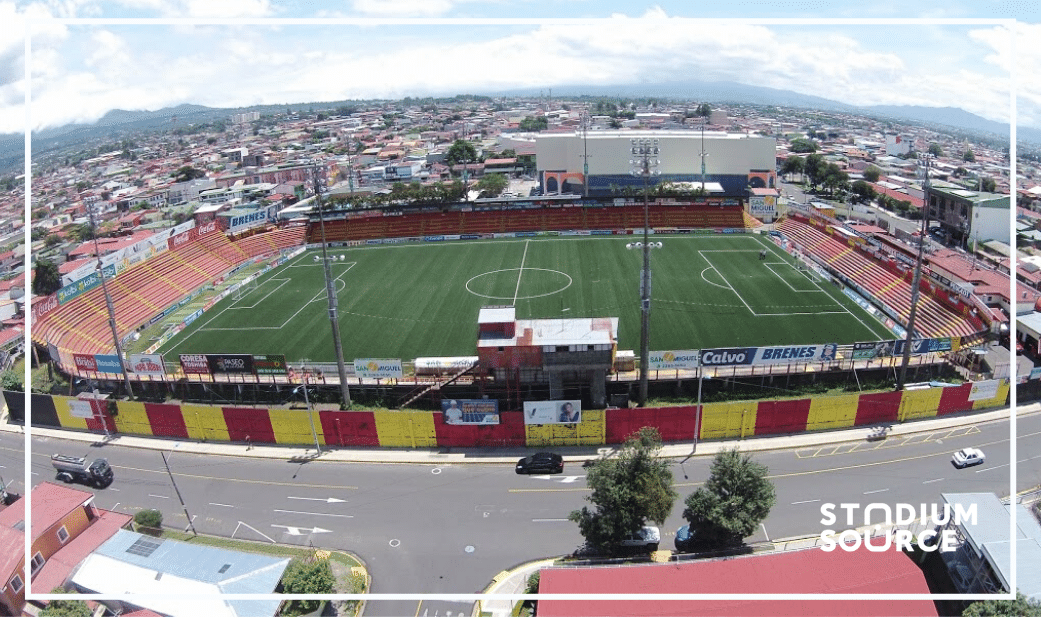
[523,400,582,425]
[441,399,500,425]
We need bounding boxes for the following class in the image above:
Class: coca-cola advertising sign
[31,294,59,323]
[73,353,98,372]
[179,354,210,374]
[128,354,166,377]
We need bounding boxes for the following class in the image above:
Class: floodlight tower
[87,205,134,400]
[896,154,933,391]
[629,137,661,406]
[311,163,352,408]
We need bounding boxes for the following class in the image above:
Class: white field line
[512,240,530,306]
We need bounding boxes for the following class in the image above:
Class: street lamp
[629,138,661,406]
[896,154,932,391]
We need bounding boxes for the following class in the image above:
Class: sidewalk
[1,403,1021,465]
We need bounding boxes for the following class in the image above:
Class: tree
[963,591,1041,617]
[789,138,818,153]
[862,165,882,183]
[32,257,62,296]
[962,149,976,162]
[475,173,508,198]
[803,153,826,191]
[981,176,997,192]
[928,143,944,157]
[40,589,91,617]
[445,139,478,167]
[519,116,548,131]
[849,180,877,204]
[780,156,804,181]
[569,427,678,553]
[280,558,335,616]
[172,165,206,182]
[68,223,96,243]
[681,448,776,550]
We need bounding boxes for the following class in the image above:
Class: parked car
[516,452,564,474]
[674,524,697,552]
[952,448,985,468]
[619,525,660,552]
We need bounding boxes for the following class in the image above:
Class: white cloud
[350,0,458,17]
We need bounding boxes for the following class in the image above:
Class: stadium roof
[537,546,937,617]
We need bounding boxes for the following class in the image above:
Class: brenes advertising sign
[354,359,403,379]
[179,354,211,374]
[699,344,839,367]
[441,399,500,425]
[206,354,255,375]
[523,400,582,425]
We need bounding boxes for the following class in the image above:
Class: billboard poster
[128,354,166,377]
[94,354,124,373]
[253,354,289,376]
[700,344,839,367]
[892,338,954,356]
[179,354,211,374]
[68,399,94,419]
[206,354,256,375]
[354,358,404,379]
[441,399,500,425]
[72,353,99,373]
[967,380,1001,402]
[523,400,582,425]
[648,350,700,371]
[852,341,896,360]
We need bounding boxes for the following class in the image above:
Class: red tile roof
[30,483,94,539]
[32,509,131,593]
[538,547,937,617]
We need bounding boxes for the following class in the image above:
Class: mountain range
[1,80,1034,174]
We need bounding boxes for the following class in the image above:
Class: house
[0,482,131,616]
[69,528,291,617]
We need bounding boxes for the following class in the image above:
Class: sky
[0,1,1039,135]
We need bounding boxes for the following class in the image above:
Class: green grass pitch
[158,234,894,364]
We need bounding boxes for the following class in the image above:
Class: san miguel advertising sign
[206,354,256,375]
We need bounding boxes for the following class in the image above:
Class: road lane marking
[209,502,235,508]
[532,518,569,522]
[273,509,353,518]
[922,478,944,484]
[287,496,347,503]
[791,499,821,505]
[148,494,170,499]
[975,464,1008,473]
[863,488,889,495]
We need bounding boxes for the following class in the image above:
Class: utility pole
[896,154,932,391]
[161,452,196,536]
[312,163,352,408]
[580,113,591,198]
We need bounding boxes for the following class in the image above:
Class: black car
[516,452,564,474]
[674,524,697,553]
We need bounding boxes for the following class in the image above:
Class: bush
[134,509,163,532]
[280,558,334,616]
[525,570,540,594]
[41,588,91,617]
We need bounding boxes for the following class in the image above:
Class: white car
[952,448,985,468]
[619,526,660,551]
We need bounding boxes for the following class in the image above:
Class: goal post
[233,277,258,301]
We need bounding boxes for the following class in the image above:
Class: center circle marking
[465,268,573,300]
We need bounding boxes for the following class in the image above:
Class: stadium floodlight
[311,163,352,409]
[87,205,134,402]
[896,154,933,390]
[630,137,662,407]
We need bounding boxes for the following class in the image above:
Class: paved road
[1,411,1037,617]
